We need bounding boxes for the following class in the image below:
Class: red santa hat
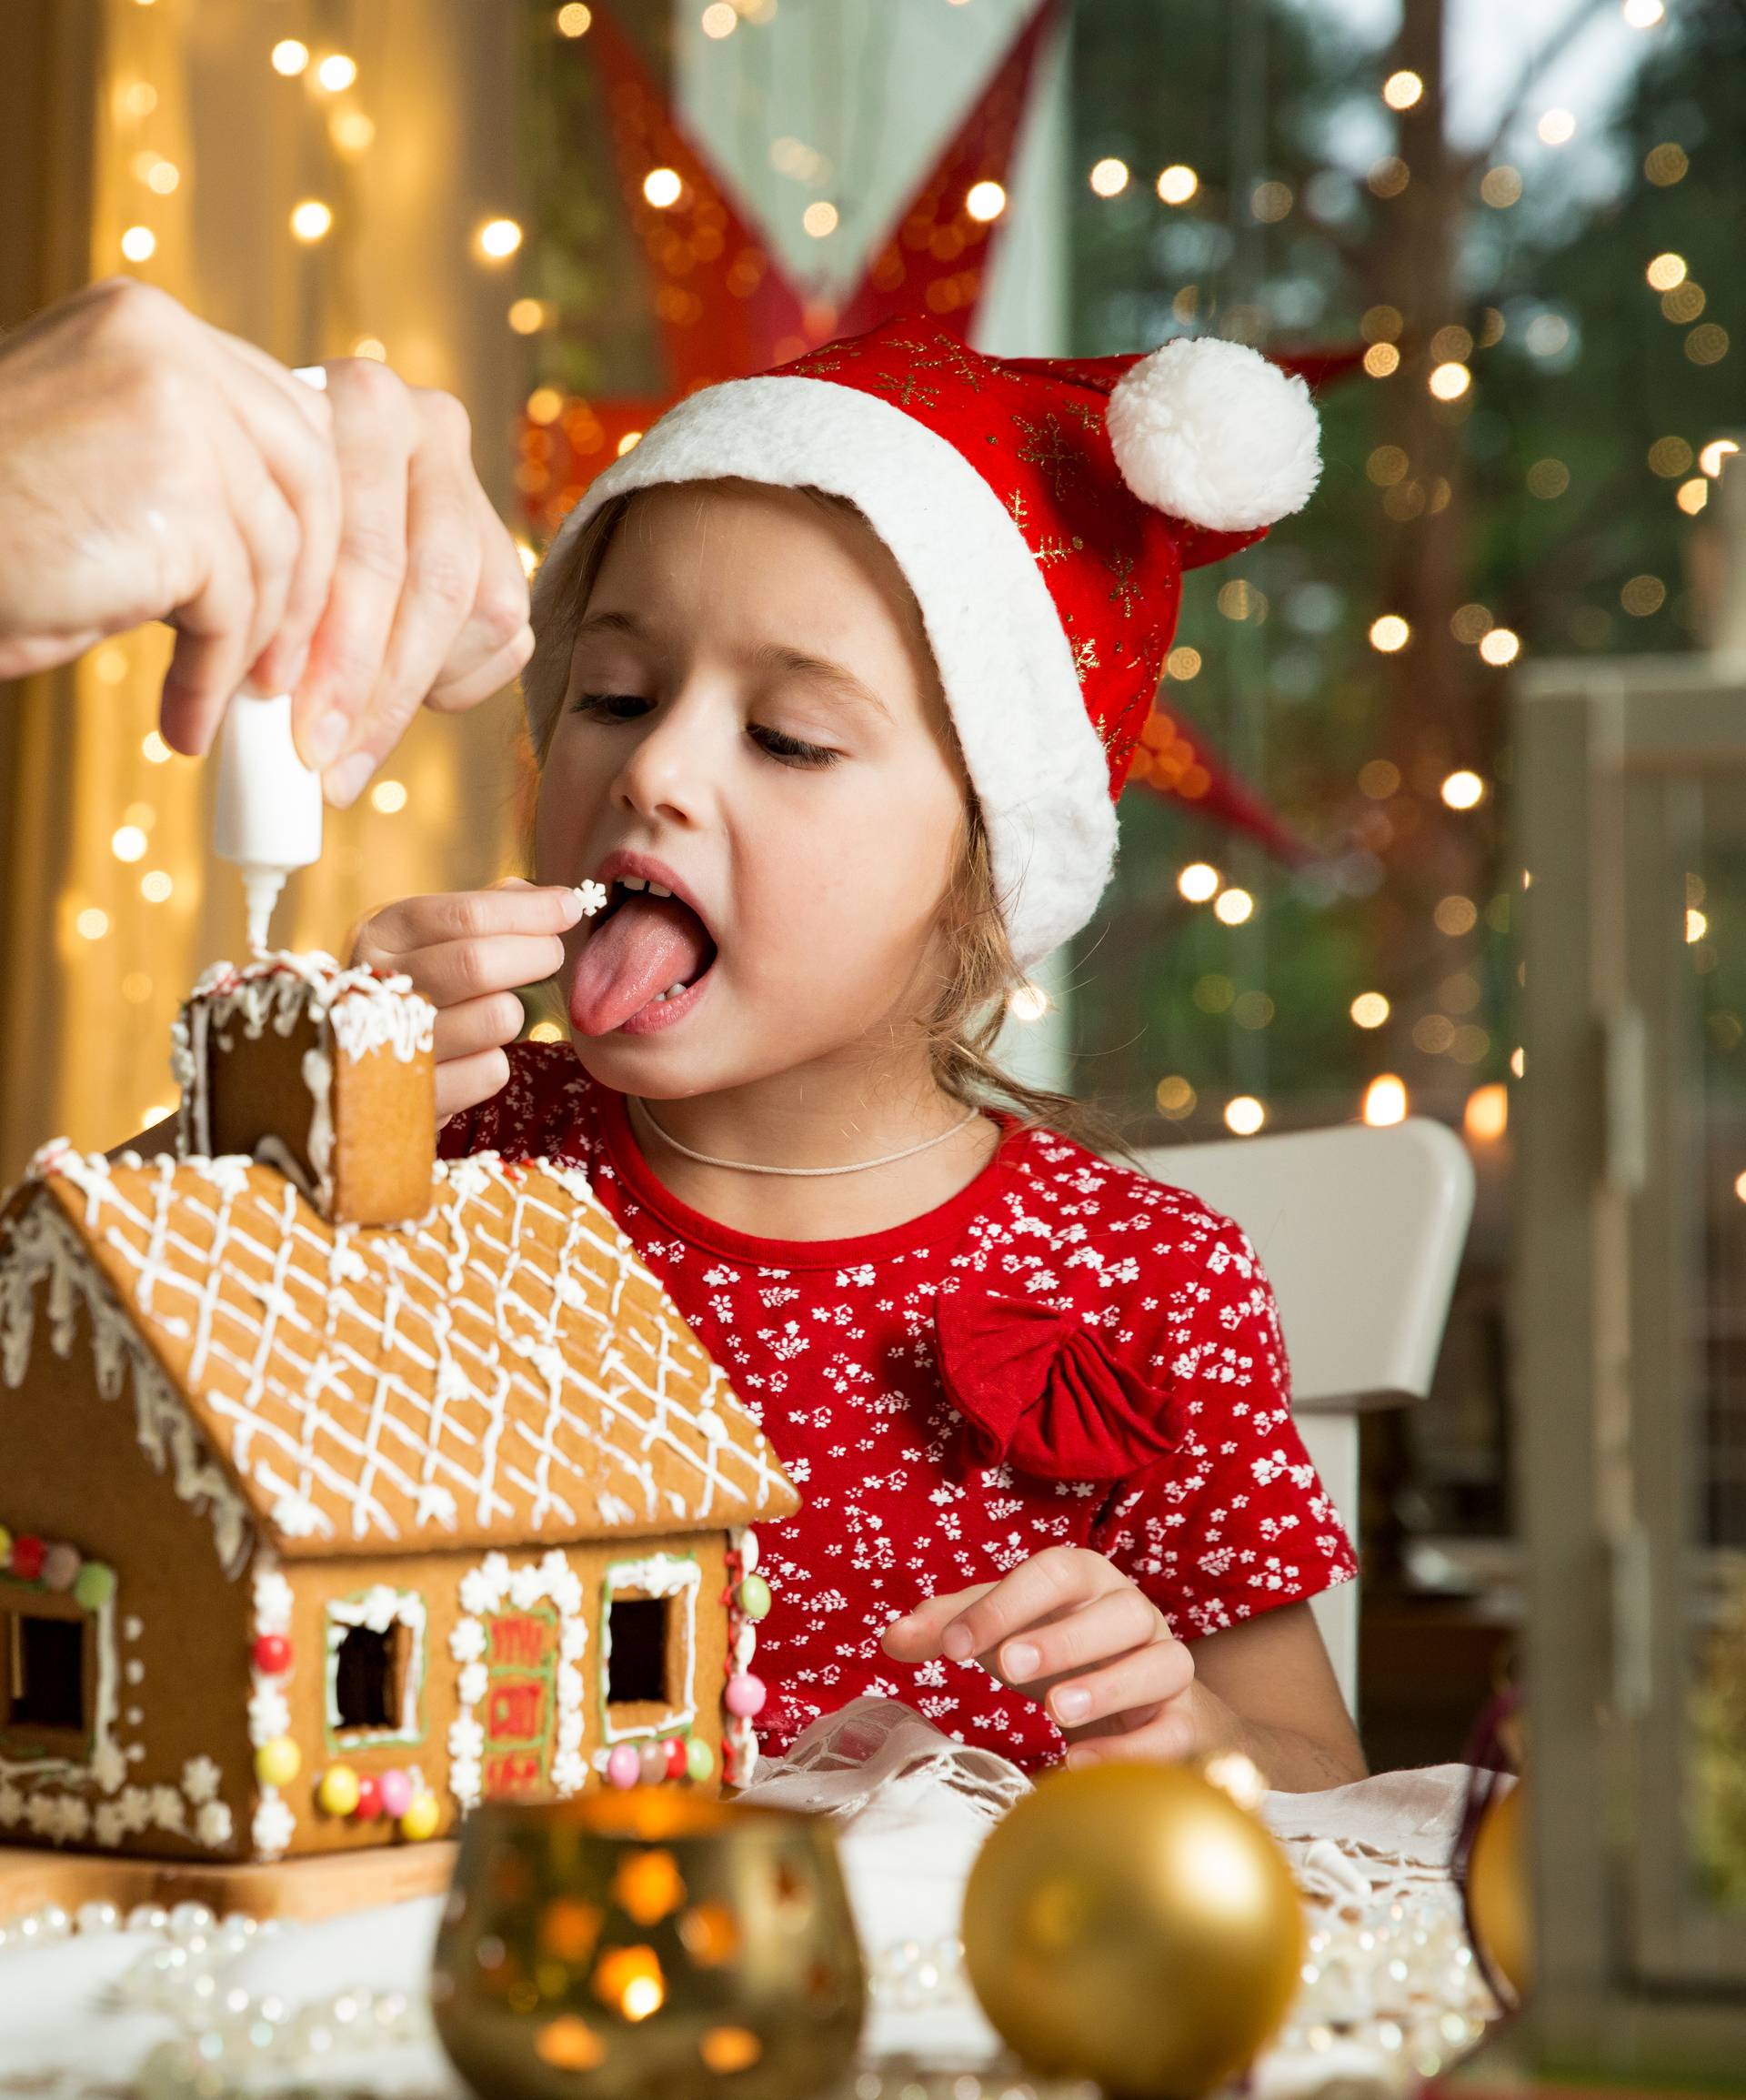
[530,317,1321,969]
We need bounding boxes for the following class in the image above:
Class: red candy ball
[10,1536,45,1582]
[664,1737,688,1781]
[252,1633,293,1676]
[354,1776,383,1821]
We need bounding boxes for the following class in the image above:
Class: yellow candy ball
[255,1735,301,1788]
[963,1762,1303,2099]
[317,1763,361,1817]
[400,1790,442,1842]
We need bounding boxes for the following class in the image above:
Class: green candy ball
[736,1573,772,1622]
[685,1734,715,1783]
[73,1562,116,1611]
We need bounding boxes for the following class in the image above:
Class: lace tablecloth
[0,1698,1499,2099]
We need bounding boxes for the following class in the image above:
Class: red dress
[440,1042,1357,1773]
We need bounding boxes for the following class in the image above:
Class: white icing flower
[449,1618,487,1663]
[248,1687,291,1743]
[415,1483,458,1525]
[48,1795,91,1843]
[117,1787,153,1834]
[94,1804,127,1848]
[0,1782,22,1825]
[196,1800,235,1848]
[448,1718,485,1763]
[559,1617,589,1662]
[270,1492,326,1539]
[151,1785,186,1833]
[551,1750,587,1795]
[509,1561,547,1612]
[557,1662,584,1714]
[458,1663,488,1708]
[252,1798,295,1858]
[253,1572,295,1633]
[25,1794,58,1836]
[450,1761,482,1810]
[91,1740,128,1796]
[181,1754,222,1804]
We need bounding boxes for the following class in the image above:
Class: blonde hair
[525,481,1119,1147]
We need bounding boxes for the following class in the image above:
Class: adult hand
[0,277,532,803]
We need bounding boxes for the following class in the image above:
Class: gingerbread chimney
[171,953,437,1226]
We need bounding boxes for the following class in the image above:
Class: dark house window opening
[334,1622,406,1733]
[607,1595,672,1703]
[5,1613,87,1734]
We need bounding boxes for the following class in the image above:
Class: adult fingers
[206,341,342,699]
[436,1047,511,1125]
[321,392,485,809]
[288,356,416,777]
[995,1584,1167,1691]
[938,1547,1124,1664]
[390,930,570,1010]
[359,883,584,963]
[434,992,528,1066]
[423,478,534,713]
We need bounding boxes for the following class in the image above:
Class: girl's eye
[567,691,651,721]
[750,723,841,769]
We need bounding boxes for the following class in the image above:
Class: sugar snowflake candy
[573,878,609,918]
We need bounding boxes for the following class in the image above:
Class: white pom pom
[1106,337,1321,532]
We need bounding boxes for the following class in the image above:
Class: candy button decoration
[664,1736,688,1782]
[354,1775,383,1822]
[256,1736,301,1788]
[0,1527,12,1568]
[400,1792,442,1842]
[73,1562,116,1612]
[606,1743,642,1790]
[318,1764,362,1818]
[9,1535,45,1583]
[724,1673,766,1719]
[685,1736,715,1783]
[41,1543,82,1593]
[736,1574,772,1621]
[252,1633,293,1676]
[638,1740,668,1786]
[376,1768,415,1820]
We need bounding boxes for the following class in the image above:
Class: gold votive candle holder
[432,1787,866,2100]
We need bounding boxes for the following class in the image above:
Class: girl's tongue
[567,891,713,1035]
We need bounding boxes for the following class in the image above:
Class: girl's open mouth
[567,873,718,1037]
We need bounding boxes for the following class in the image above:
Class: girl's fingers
[939,1546,1123,1664]
[995,1584,1167,1691]
[880,1584,994,1660]
[434,991,529,1066]
[1061,1701,1201,1769]
[436,1047,512,1124]
[1039,1628,1195,1733]
[288,356,416,776]
[390,930,570,1010]
[359,884,584,961]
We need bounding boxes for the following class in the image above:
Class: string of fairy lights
[1065,0,1733,1145]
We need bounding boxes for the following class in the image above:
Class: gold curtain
[0,0,533,1176]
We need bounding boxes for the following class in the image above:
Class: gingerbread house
[0,954,798,1867]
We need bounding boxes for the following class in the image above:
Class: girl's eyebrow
[576,609,889,722]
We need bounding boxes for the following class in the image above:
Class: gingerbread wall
[266,1532,735,1859]
[0,1271,256,1863]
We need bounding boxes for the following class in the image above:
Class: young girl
[354,318,1363,1791]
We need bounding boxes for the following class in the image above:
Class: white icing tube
[212,693,323,954]
[211,363,330,957]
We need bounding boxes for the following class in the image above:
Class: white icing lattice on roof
[4,1146,797,1558]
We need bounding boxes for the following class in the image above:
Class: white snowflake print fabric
[442,1042,1357,1773]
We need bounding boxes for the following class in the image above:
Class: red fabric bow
[934,1286,1177,1482]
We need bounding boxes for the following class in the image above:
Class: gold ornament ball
[1466,1782,1531,2004]
[962,1762,1303,2099]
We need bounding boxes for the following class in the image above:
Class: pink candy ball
[376,1768,414,1818]
[41,1542,82,1593]
[607,1743,643,1790]
[724,1672,767,1719]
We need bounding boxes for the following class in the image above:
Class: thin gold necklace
[631,1097,983,1179]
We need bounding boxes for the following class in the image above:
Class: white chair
[1137,1117,1475,1714]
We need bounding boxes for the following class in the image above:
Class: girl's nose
[611,700,711,828]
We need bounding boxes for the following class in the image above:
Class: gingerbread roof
[1,1143,798,1566]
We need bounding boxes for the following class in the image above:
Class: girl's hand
[352,877,585,1121]
[881,1545,1205,1768]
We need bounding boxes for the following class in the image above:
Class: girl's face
[534,478,968,1100]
